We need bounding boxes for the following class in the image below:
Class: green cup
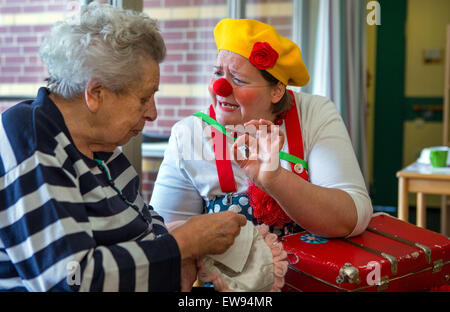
[429,149,448,168]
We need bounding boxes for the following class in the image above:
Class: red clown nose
[212,78,233,97]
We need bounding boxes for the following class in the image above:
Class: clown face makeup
[208,50,283,126]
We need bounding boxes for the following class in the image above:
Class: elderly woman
[151,18,373,238]
[0,3,246,292]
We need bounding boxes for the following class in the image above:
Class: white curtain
[293,0,369,186]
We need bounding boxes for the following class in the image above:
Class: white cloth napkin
[208,221,253,273]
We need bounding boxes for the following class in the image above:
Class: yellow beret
[213,18,309,87]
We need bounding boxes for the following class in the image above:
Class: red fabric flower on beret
[249,42,279,70]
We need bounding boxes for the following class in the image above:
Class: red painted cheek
[208,78,214,94]
[208,79,216,100]
[234,88,261,109]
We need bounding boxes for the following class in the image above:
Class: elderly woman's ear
[271,81,286,104]
[84,78,104,113]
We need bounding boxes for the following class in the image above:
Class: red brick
[161,64,175,73]
[193,18,221,27]
[193,41,216,50]
[33,25,52,32]
[186,53,217,62]
[141,171,151,182]
[156,97,182,105]
[162,32,183,41]
[163,20,190,29]
[24,66,45,72]
[191,97,209,105]
[0,66,21,73]
[47,5,66,12]
[160,75,183,83]
[164,53,183,62]
[165,0,191,7]
[4,57,26,63]
[185,97,203,106]
[17,36,38,43]
[0,6,22,13]
[23,6,45,13]
[0,47,20,54]
[18,76,41,83]
[186,31,196,39]
[28,56,40,64]
[162,108,175,117]
[23,46,40,53]
[165,42,190,50]
[269,16,293,26]
[178,108,198,116]
[144,0,162,8]
[157,119,178,127]
[0,77,14,83]
[186,75,210,84]
[9,26,31,33]
[193,0,226,5]
[141,182,154,192]
[177,64,204,72]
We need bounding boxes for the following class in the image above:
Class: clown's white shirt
[150,91,373,237]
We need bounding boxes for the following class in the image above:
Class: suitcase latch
[336,263,361,285]
[432,259,443,273]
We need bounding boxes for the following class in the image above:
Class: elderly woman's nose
[213,78,233,97]
[144,100,157,121]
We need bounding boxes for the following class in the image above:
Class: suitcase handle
[287,252,299,265]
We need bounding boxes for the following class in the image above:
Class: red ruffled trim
[247,180,292,228]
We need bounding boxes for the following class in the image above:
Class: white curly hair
[40,2,166,100]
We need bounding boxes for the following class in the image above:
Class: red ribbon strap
[209,105,237,193]
[285,90,308,180]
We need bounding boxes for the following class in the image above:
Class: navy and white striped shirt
[0,88,181,291]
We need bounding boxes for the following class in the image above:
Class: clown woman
[151,18,372,239]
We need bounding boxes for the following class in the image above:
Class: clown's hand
[231,119,284,190]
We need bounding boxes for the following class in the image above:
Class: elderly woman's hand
[180,258,198,291]
[171,211,246,260]
[232,119,285,191]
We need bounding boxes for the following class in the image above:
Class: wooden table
[397,162,450,235]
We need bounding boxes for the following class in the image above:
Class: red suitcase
[281,213,450,292]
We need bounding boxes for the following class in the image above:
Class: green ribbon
[193,111,309,172]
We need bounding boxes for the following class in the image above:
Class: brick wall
[145,0,293,136]
[0,0,293,201]
[141,156,163,203]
